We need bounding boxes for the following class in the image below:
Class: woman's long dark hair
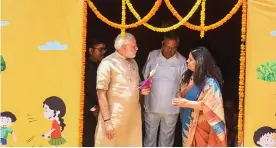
[182,46,223,88]
[43,96,66,132]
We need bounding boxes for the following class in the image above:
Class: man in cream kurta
[143,32,187,147]
[95,33,150,147]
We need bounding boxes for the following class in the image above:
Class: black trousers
[82,110,97,147]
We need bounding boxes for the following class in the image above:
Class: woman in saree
[172,46,227,147]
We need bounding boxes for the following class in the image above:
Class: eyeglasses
[125,44,138,50]
[94,47,107,53]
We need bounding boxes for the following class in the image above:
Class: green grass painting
[256,60,276,82]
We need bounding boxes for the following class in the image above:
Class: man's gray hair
[114,32,135,50]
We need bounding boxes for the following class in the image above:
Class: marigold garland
[87,0,162,29]
[165,0,242,31]
[126,0,201,32]
[88,0,243,36]
[237,0,247,146]
[200,0,206,38]
[121,0,126,38]
[79,0,87,146]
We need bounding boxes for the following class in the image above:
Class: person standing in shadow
[82,39,107,147]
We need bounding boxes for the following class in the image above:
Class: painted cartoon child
[0,111,17,147]
[42,96,66,146]
[253,126,276,147]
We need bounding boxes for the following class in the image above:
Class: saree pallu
[181,77,227,147]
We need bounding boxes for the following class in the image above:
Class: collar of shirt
[86,58,99,68]
[115,51,127,60]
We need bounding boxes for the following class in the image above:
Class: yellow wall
[1,0,84,146]
[244,0,276,146]
[1,0,276,147]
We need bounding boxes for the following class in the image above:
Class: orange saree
[180,77,227,147]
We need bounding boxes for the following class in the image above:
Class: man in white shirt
[142,32,187,147]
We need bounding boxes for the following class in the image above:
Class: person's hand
[172,98,190,107]
[104,120,115,140]
[42,134,50,139]
[90,105,100,121]
[141,87,151,95]
[176,92,181,98]
[13,135,17,142]
[92,110,100,121]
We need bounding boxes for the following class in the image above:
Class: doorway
[86,0,241,146]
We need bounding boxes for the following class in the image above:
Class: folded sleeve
[96,60,111,90]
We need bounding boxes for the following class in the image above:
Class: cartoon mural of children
[253,126,276,147]
[0,111,17,147]
[42,96,66,146]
